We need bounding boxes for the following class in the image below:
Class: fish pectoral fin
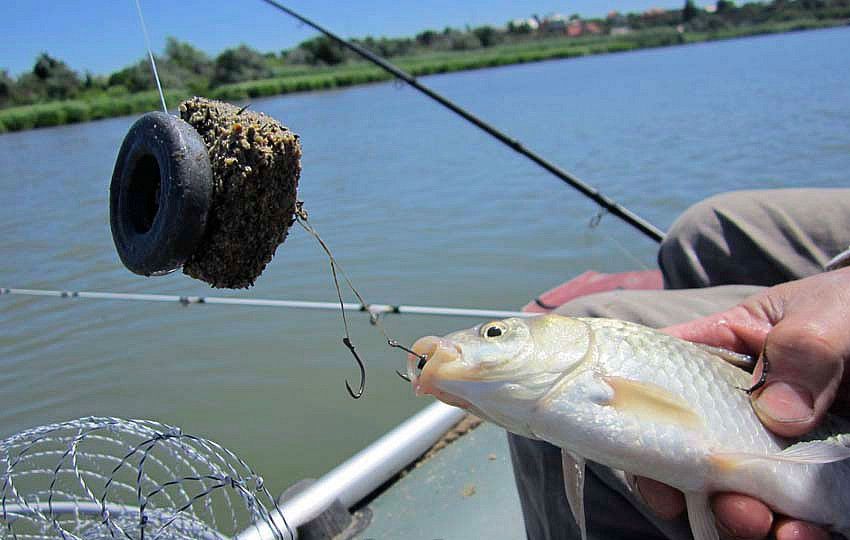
[715,440,850,466]
[685,492,720,540]
[561,449,587,540]
[602,376,702,429]
[779,440,850,463]
[693,343,756,372]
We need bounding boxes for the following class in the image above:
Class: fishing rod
[260,0,666,244]
[0,287,532,320]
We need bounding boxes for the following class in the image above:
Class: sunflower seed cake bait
[179,97,302,288]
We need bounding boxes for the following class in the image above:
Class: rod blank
[0,287,534,319]
[259,0,666,243]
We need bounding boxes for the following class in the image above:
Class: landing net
[0,417,290,539]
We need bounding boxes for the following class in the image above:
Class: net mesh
[0,417,290,540]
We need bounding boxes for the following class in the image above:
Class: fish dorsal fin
[561,449,587,540]
[685,492,720,540]
[693,343,756,372]
[715,440,850,466]
[602,376,702,429]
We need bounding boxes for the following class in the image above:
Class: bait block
[109,97,302,289]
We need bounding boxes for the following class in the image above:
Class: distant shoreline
[1,19,846,134]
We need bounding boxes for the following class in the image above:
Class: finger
[747,270,850,437]
[773,517,830,540]
[633,477,685,520]
[751,321,844,438]
[711,493,772,540]
[662,304,772,356]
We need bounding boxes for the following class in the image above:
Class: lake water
[2,27,849,495]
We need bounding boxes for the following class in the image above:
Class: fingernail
[753,382,814,424]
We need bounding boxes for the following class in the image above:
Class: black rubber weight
[110,111,213,276]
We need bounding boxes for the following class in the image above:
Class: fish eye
[480,321,508,340]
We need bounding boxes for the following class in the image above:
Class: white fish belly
[532,318,850,529]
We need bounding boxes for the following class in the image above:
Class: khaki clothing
[508,189,850,540]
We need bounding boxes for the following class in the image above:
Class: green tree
[164,37,213,92]
[446,29,480,51]
[165,38,212,78]
[108,59,158,92]
[507,20,533,34]
[31,53,82,100]
[0,69,15,107]
[682,0,699,21]
[212,45,272,86]
[716,0,735,13]
[416,30,437,46]
[473,25,498,47]
[297,36,347,65]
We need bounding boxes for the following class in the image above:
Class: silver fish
[409,314,850,540]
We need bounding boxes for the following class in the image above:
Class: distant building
[567,20,583,37]
[607,10,627,25]
[585,22,603,35]
[610,26,631,36]
[542,13,568,32]
[509,17,539,31]
[644,7,667,17]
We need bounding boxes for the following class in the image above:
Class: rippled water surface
[2,28,849,494]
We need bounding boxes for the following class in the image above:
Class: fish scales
[410,314,850,540]
[590,319,774,453]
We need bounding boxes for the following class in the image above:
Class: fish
[407,314,850,540]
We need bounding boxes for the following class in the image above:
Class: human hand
[637,267,850,540]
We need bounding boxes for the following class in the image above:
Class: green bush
[0,106,38,131]
[107,85,130,97]
[62,101,91,123]
[92,97,132,118]
[31,103,68,127]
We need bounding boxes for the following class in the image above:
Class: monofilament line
[295,207,427,399]
[134,0,168,113]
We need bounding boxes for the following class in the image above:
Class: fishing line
[588,210,652,271]
[259,0,666,244]
[133,0,168,113]
[294,206,427,399]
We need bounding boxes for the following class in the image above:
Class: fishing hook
[739,345,770,395]
[388,340,428,384]
[343,337,365,399]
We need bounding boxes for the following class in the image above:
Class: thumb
[751,317,844,438]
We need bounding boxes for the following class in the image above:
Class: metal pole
[236,402,465,540]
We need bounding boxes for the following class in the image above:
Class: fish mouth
[408,336,471,409]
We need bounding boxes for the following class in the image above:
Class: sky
[4,1,687,77]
